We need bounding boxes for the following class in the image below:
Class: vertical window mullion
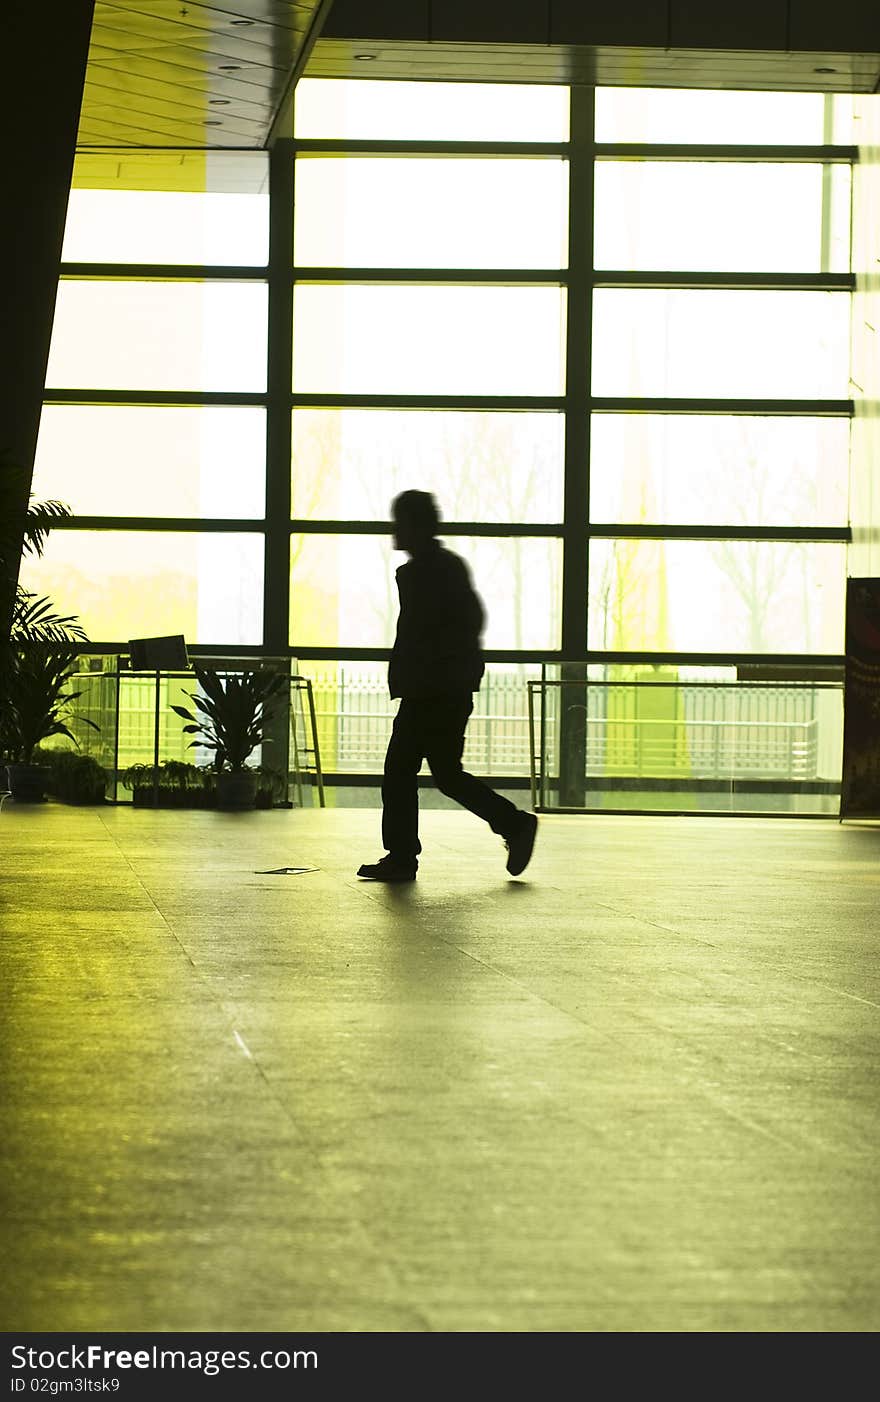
[561,86,594,659]
[264,141,294,654]
[558,86,595,806]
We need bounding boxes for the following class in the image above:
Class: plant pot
[5,763,50,803]
[215,769,259,810]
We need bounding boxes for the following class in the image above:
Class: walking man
[358,490,538,882]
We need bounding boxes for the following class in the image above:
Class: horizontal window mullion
[293,267,567,284]
[73,642,270,657]
[536,676,843,690]
[289,396,853,414]
[59,264,268,281]
[592,271,854,291]
[45,518,571,536]
[590,397,853,416]
[290,394,565,410]
[41,517,265,532]
[573,651,846,667]
[289,520,562,536]
[291,270,853,290]
[69,644,846,669]
[586,524,850,542]
[288,647,563,664]
[291,142,857,162]
[594,144,857,163]
[42,390,268,407]
[291,139,571,156]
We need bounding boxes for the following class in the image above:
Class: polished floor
[1,801,878,1332]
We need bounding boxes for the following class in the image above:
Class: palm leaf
[21,499,74,558]
[12,589,88,644]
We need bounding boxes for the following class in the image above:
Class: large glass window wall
[28,82,853,807]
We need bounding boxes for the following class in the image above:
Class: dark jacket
[388,542,485,699]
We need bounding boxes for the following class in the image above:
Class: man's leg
[380,700,424,862]
[424,695,524,840]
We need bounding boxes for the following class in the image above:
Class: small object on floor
[505,811,538,877]
[357,855,418,882]
[255,866,318,875]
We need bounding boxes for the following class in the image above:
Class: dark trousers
[382,694,521,860]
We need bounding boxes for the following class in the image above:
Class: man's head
[391,490,440,554]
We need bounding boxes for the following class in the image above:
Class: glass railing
[530,664,844,815]
[50,656,844,815]
[49,655,320,805]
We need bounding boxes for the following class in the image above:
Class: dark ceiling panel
[322,1,431,41]
[669,1,788,51]
[789,1,880,53]
[431,1,548,44]
[550,0,668,46]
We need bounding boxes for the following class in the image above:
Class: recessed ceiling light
[354,53,377,61]
[814,67,837,73]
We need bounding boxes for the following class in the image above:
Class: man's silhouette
[358,490,538,882]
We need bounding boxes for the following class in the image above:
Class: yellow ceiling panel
[85,77,266,128]
[85,69,272,118]
[79,1,328,149]
[71,147,270,194]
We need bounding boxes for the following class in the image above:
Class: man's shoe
[505,811,538,876]
[357,855,418,882]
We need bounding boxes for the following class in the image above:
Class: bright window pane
[590,416,850,526]
[294,78,569,140]
[293,157,569,268]
[291,536,561,650]
[293,286,565,395]
[588,540,845,653]
[595,88,829,144]
[592,290,849,399]
[62,190,269,265]
[65,151,269,264]
[20,532,263,645]
[594,163,851,273]
[291,410,565,522]
[33,406,266,518]
[46,281,268,391]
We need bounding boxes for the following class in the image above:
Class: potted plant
[2,645,98,802]
[254,765,287,810]
[171,664,288,809]
[33,746,107,804]
[122,760,216,808]
[1,465,94,801]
